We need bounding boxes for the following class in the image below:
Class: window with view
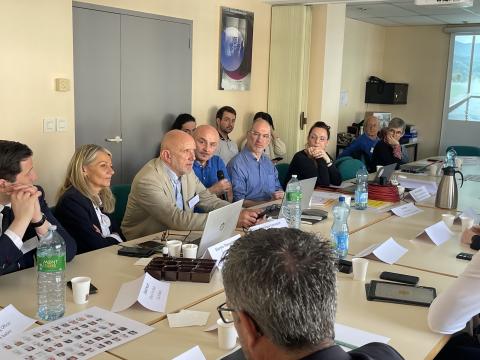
[448,34,480,122]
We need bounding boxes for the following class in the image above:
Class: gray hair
[221,228,337,351]
[388,117,406,131]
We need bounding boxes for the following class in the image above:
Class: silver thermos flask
[435,166,464,209]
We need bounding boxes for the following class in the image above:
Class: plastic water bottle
[445,148,457,168]
[37,225,66,321]
[282,175,302,229]
[330,197,350,259]
[354,166,369,210]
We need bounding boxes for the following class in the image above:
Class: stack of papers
[167,310,210,328]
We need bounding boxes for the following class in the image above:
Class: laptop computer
[400,162,434,174]
[195,199,244,258]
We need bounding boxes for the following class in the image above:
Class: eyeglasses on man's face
[217,302,236,323]
[249,130,271,140]
[388,128,403,136]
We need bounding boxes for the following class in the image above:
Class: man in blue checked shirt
[228,118,284,207]
[192,125,232,202]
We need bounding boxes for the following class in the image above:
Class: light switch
[56,118,67,132]
[43,118,56,133]
[55,78,70,92]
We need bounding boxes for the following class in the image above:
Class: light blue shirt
[227,147,281,202]
[164,165,183,210]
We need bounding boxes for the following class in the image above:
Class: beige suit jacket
[121,158,229,240]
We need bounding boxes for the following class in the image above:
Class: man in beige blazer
[122,130,259,240]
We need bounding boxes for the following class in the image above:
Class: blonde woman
[56,144,124,254]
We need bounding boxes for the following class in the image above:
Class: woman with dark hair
[285,121,341,187]
[171,113,196,135]
[372,117,409,170]
[241,112,286,161]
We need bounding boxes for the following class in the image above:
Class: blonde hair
[58,144,115,213]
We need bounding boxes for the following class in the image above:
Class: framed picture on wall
[219,7,254,91]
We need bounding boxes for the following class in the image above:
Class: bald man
[193,125,232,201]
[228,118,284,208]
[121,130,259,239]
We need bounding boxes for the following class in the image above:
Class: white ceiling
[265,0,480,26]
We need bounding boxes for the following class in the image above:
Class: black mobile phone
[117,246,155,257]
[272,157,283,162]
[137,240,164,250]
[379,271,419,285]
[456,252,474,261]
[67,281,98,294]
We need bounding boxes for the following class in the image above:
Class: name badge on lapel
[188,194,200,209]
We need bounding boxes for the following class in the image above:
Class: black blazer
[286,150,342,188]
[55,187,125,254]
[300,343,404,360]
[0,186,77,275]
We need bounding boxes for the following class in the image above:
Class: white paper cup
[166,240,182,257]
[217,318,237,350]
[182,244,198,259]
[71,277,91,305]
[442,214,455,228]
[460,216,474,232]
[428,164,438,176]
[352,258,369,281]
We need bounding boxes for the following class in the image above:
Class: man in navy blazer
[0,140,76,275]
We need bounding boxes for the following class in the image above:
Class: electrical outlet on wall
[43,118,56,133]
[56,118,67,132]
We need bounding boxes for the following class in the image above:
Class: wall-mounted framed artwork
[219,7,254,91]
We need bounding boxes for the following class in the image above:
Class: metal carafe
[435,166,464,209]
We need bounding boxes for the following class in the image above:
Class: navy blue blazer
[55,187,125,254]
[0,186,77,275]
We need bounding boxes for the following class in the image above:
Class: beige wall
[380,26,449,159]
[0,0,271,203]
[307,4,345,155]
[339,18,385,132]
[339,20,449,159]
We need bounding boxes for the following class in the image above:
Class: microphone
[217,170,228,201]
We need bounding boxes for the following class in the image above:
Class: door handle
[299,112,307,130]
[105,136,123,143]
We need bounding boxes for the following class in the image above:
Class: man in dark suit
[0,140,76,275]
[221,229,405,360]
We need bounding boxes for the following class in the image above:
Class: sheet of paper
[0,305,36,340]
[417,221,453,246]
[391,203,423,218]
[311,191,342,206]
[334,323,390,351]
[372,238,408,265]
[167,310,210,328]
[134,257,153,266]
[111,274,146,313]
[204,234,241,269]
[248,218,288,231]
[398,178,437,194]
[408,186,431,202]
[138,273,170,313]
[354,243,379,259]
[172,345,207,360]
[0,307,153,360]
[330,181,356,189]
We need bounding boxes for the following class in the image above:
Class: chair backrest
[275,163,289,190]
[111,184,131,225]
[334,156,365,181]
[446,145,480,156]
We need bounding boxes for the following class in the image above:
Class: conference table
[0,157,477,359]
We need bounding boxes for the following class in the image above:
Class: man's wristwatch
[31,213,47,228]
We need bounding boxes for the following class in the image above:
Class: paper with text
[0,305,36,340]
[204,234,241,270]
[408,186,431,202]
[391,203,423,218]
[416,221,453,246]
[398,178,437,195]
[355,238,408,265]
[248,218,288,231]
[111,273,170,313]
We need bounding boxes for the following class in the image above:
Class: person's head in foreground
[221,228,337,359]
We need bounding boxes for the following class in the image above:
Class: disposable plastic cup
[167,240,182,257]
[352,258,369,281]
[460,216,474,232]
[217,318,237,350]
[182,244,198,259]
[71,277,91,305]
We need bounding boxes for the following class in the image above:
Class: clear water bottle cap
[48,225,57,231]
[292,174,298,179]
[339,196,345,202]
